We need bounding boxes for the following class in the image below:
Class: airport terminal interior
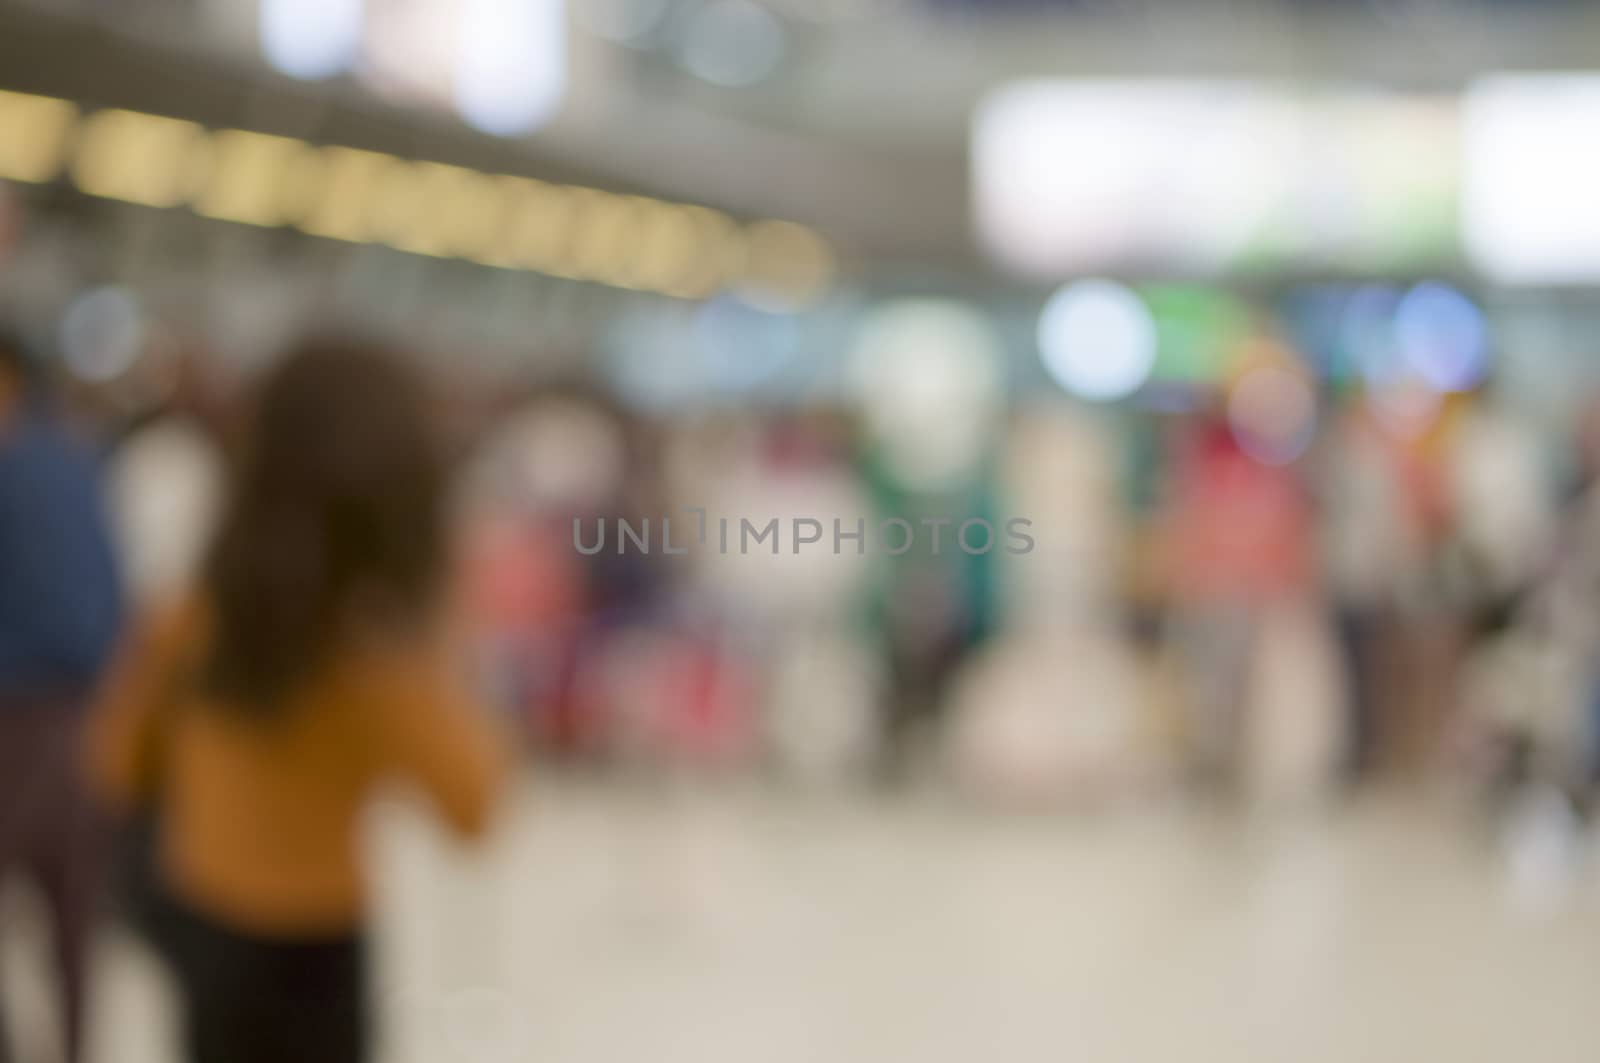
[7,0,1600,1060]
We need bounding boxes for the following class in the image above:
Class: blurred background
[8,0,1600,1059]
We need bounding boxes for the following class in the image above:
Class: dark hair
[202,339,447,713]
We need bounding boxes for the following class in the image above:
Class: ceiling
[4,0,1600,271]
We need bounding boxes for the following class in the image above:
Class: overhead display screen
[973,80,1458,278]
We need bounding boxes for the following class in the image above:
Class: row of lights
[1035,278,1493,466]
[1037,279,1489,404]
[0,89,837,306]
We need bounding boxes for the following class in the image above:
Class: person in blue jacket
[0,326,123,1063]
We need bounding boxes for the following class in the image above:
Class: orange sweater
[85,601,506,937]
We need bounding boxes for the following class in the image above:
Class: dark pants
[157,890,369,1063]
[0,702,101,1063]
[1335,605,1381,784]
[1170,602,1258,789]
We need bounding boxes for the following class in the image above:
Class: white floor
[8,777,1600,1063]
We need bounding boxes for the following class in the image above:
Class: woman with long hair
[86,339,506,1063]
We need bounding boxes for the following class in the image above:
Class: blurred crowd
[5,283,1600,1059]
[13,304,1597,813]
[7,1,1600,1060]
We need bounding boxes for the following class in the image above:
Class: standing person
[1164,399,1314,792]
[85,339,506,1063]
[0,328,124,1063]
[1319,393,1419,783]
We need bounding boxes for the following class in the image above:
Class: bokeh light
[260,0,364,81]
[1143,285,1249,384]
[1228,365,1317,466]
[1394,282,1490,393]
[693,295,804,395]
[59,286,145,383]
[455,0,568,136]
[677,0,787,88]
[1037,280,1157,401]
[737,220,838,312]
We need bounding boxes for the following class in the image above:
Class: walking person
[0,328,125,1063]
[86,339,507,1063]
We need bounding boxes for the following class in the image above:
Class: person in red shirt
[1164,402,1315,789]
